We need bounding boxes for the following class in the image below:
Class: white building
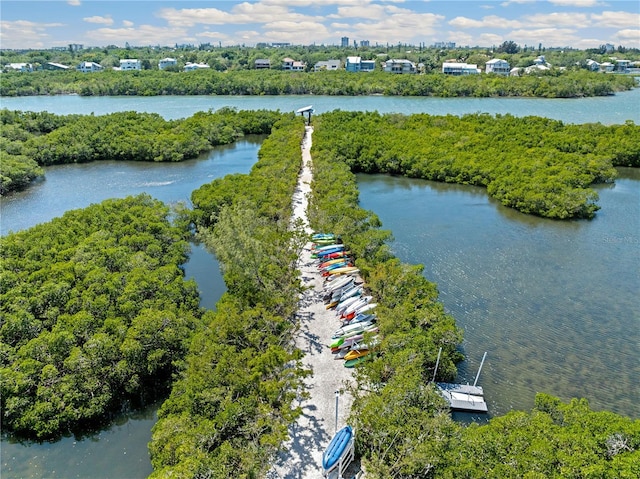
[442,62,480,75]
[485,58,510,76]
[314,60,341,71]
[158,58,177,70]
[6,63,33,72]
[119,59,141,71]
[282,57,306,71]
[76,61,103,73]
[383,59,417,74]
[184,62,210,71]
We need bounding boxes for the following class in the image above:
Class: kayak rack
[323,434,354,479]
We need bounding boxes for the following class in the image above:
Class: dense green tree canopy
[149,114,310,477]
[0,108,282,194]
[0,195,202,438]
[311,111,639,219]
[0,68,634,98]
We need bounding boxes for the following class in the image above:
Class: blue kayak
[322,425,353,471]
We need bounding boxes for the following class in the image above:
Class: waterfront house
[184,62,210,71]
[600,62,615,72]
[383,59,417,74]
[442,62,480,75]
[586,59,600,71]
[255,58,271,69]
[282,57,306,71]
[314,60,341,71]
[6,63,33,72]
[485,58,510,75]
[76,61,103,73]
[615,59,630,73]
[44,62,70,71]
[158,58,177,70]
[119,59,141,71]
[345,56,375,72]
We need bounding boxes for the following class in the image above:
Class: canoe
[343,302,377,321]
[335,295,362,314]
[321,261,352,273]
[323,276,354,292]
[323,266,359,277]
[319,257,351,269]
[344,355,372,368]
[313,247,346,258]
[332,320,375,339]
[340,296,372,317]
[322,425,353,471]
[311,243,344,253]
[344,349,370,361]
[318,250,350,260]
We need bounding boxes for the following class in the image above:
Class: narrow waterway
[1,139,261,479]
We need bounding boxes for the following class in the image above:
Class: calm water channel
[1,92,638,478]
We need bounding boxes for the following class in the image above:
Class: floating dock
[433,350,489,413]
[436,383,488,413]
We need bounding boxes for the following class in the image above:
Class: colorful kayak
[344,349,370,361]
[323,266,359,277]
[322,425,353,471]
[344,356,372,368]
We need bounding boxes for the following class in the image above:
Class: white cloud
[85,25,190,47]
[525,12,589,27]
[0,20,64,49]
[157,5,319,27]
[614,28,640,46]
[122,20,134,28]
[500,0,536,6]
[83,16,114,26]
[449,15,522,29]
[548,0,604,6]
[507,27,579,46]
[591,11,640,28]
[67,0,81,6]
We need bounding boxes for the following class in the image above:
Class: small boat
[344,355,372,368]
[318,250,350,261]
[322,425,353,471]
[340,296,372,318]
[332,320,375,339]
[323,276,354,292]
[342,302,376,321]
[343,349,370,361]
[323,266,359,277]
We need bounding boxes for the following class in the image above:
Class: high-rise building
[341,36,349,48]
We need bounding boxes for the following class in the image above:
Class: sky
[0,0,639,51]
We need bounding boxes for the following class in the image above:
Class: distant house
[442,62,480,75]
[6,63,33,72]
[314,60,341,71]
[615,59,630,73]
[119,59,141,71]
[255,58,271,69]
[158,58,177,70]
[282,57,305,71]
[76,61,103,73]
[586,59,600,71]
[485,58,510,75]
[345,56,375,72]
[600,62,615,72]
[524,63,550,74]
[44,62,70,71]
[383,59,416,74]
[184,62,210,71]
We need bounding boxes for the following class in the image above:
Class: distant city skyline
[1,1,639,51]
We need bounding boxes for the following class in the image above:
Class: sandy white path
[267,127,357,479]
